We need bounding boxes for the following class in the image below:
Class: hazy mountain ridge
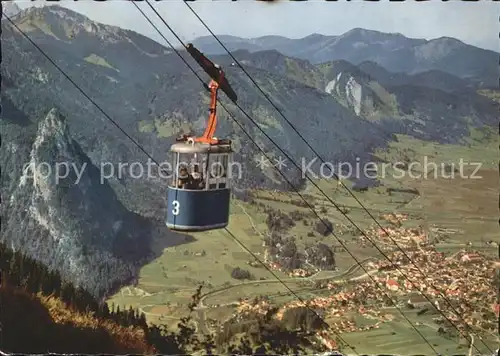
[357,61,476,94]
[216,49,498,140]
[192,29,498,88]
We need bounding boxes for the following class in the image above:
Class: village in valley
[214,211,498,353]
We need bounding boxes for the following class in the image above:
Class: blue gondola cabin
[166,142,232,231]
[165,43,238,232]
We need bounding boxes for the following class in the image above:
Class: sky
[15,0,499,52]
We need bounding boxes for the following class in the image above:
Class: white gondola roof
[170,142,232,154]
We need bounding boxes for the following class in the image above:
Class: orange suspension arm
[195,79,219,145]
[182,44,237,145]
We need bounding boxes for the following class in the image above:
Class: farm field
[107,133,498,350]
[339,307,497,355]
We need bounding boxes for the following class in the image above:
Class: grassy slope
[372,130,497,247]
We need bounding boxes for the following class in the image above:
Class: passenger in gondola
[177,166,189,188]
[190,165,204,189]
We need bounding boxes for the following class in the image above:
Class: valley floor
[108,135,498,354]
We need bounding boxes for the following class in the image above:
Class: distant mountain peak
[18,4,85,24]
[301,33,328,40]
[429,36,466,48]
[343,27,371,35]
[13,5,130,43]
[2,1,22,18]
[10,4,171,62]
[342,27,382,37]
[231,49,252,56]
[253,48,285,57]
[434,36,464,43]
[339,27,413,42]
[34,108,72,154]
[253,34,289,41]
[358,60,388,70]
[415,36,468,61]
[20,107,81,191]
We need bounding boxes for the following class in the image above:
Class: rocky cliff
[2,108,158,298]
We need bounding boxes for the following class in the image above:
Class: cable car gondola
[166,44,237,232]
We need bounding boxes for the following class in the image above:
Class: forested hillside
[0,243,321,354]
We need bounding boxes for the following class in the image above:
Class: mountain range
[1,5,498,297]
[193,30,498,88]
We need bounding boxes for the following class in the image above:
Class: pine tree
[116,305,121,323]
[102,302,110,318]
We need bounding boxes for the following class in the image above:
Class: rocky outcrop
[2,108,152,298]
[2,2,22,18]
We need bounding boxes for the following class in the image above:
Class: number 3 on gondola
[172,200,180,216]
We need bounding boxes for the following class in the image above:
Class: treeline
[216,307,323,352]
[0,242,147,330]
[0,242,321,354]
[237,190,315,209]
[260,203,336,272]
